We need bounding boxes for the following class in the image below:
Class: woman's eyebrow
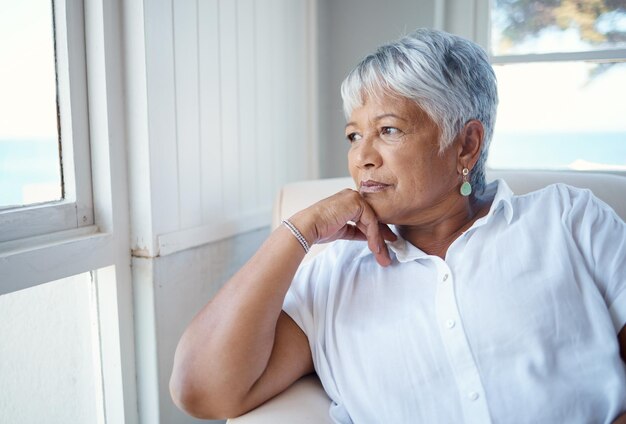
[345,113,408,129]
[374,113,407,122]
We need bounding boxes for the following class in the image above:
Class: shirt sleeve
[282,245,335,356]
[563,185,626,333]
[283,258,318,338]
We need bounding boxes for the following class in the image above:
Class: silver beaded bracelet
[282,219,310,253]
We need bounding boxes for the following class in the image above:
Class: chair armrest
[227,375,332,423]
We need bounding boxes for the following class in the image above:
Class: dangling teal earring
[460,167,472,196]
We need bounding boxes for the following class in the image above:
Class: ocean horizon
[0,138,62,207]
[489,131,626,170]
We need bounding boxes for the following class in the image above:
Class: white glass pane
[0,0,62,208]
[489,61,626,170]
[0,273,102,423]
[492,0,626,55]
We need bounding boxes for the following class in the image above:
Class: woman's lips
[359,180,391,193]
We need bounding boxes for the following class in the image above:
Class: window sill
[0,226,116,295]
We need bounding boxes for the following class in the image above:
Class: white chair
[228,170,626,423]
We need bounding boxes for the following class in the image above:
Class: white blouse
[283,180,626,424]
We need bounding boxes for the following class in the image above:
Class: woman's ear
[457,120,484,170]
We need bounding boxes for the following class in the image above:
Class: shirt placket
[434,258,492,423]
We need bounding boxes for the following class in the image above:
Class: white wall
[123,0,318,422]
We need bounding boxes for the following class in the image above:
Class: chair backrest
[273,170,626,260]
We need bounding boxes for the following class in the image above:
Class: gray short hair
[341,28,498,193]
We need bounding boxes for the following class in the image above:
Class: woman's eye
[381,126,399,135]
[346,132,362,143]
[380,127,402,140]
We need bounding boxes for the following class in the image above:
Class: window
[0,0,61,208]
[0,0,93,243]
[487,0,626,171]
[0,1,135,421]
[0,3,103,419]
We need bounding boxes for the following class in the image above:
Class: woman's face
[346,94,461,225]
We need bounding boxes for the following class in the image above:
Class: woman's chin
[368,207,399,225]
[362,193,414,225]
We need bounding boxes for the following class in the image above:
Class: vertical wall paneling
[292,0,309,182]
[271,0,288,191]
[144,0,180,242]
[254,0,274,206]
[237,0,258,213]
[198,0,224,223]
[173,0,202,229]
[284,0,297,183]
[156,0,317,255]
[306,0,320,179]
[218,0,241,217]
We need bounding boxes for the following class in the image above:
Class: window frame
[492,48,626,64]
[0,0,94,243]
[0,0,138,422]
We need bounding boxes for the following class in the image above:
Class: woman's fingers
[290,189,395,266]
[337,223,367,241]
[343,220,395,267]
[379,223,398,242]
[354,205,393,267]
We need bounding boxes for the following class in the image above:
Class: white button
[468,391,479,401]
[442,273,449,282]
[446,319,455,329]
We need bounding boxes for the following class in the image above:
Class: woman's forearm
[169,224,308,418]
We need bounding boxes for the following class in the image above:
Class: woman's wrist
[286,211,318,248]
[281,219,310,253]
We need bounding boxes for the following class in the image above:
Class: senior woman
[170,29,626,423]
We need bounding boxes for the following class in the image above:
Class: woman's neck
[397,194,493,259]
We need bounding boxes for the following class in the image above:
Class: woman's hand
[288,189,397,266]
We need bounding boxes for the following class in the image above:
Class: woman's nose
[354,136,382,169]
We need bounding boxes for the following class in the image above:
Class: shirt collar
[478,178,514,225]
[386,235,430,263]
[354,233,429,263]
[356,179,515,263]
